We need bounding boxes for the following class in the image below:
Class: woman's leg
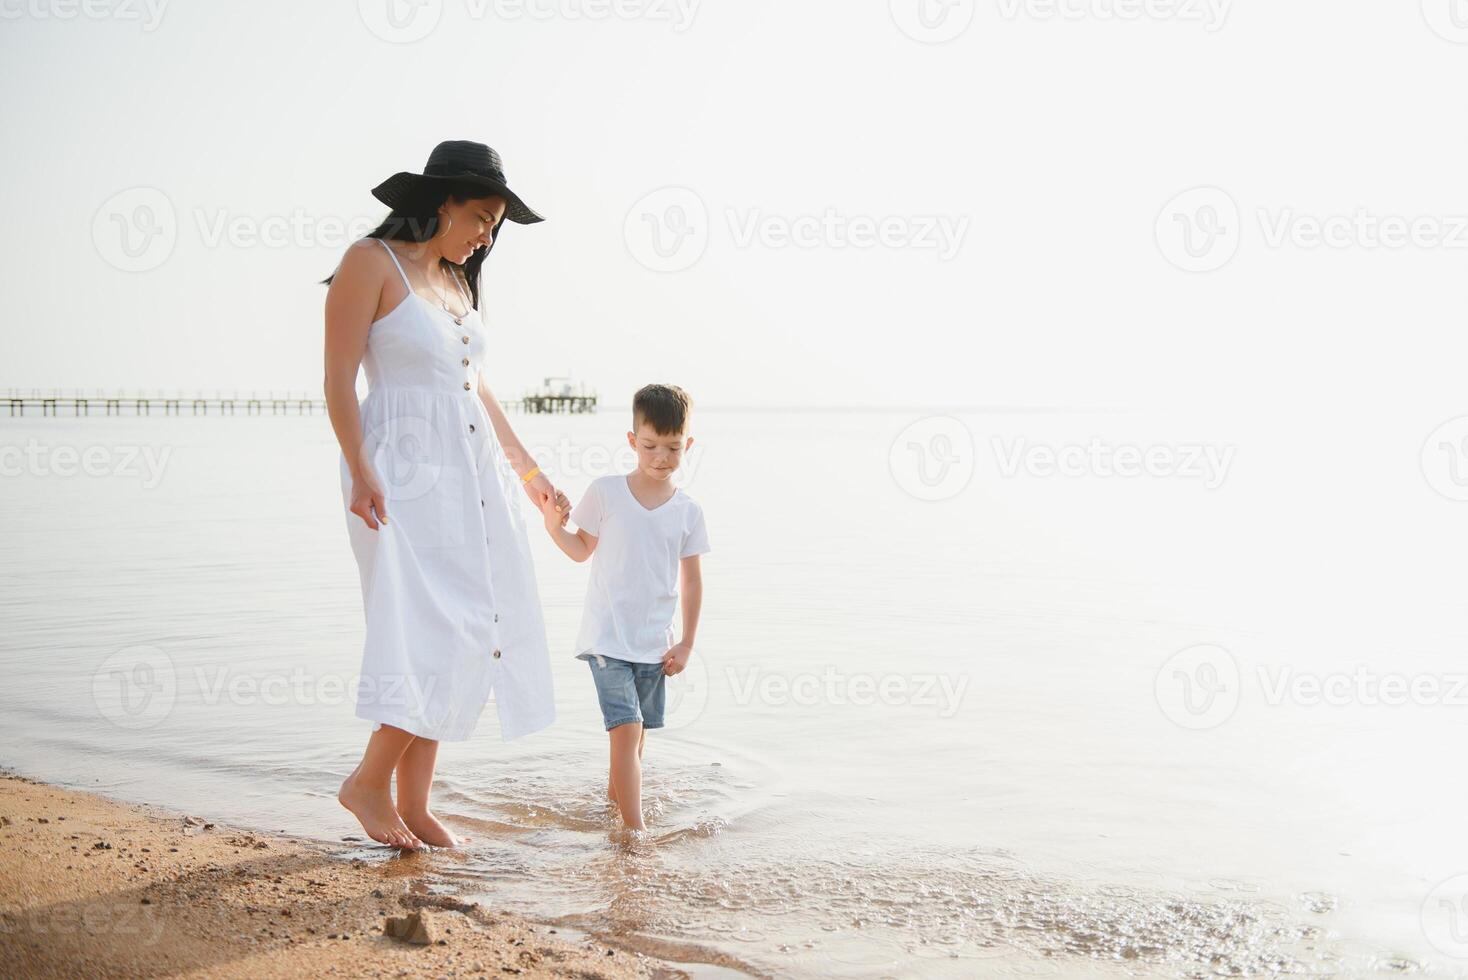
[338,724,422,849]
[394,736,458,847]
[608,722,646,830]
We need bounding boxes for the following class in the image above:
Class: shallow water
[1,408,1465,977]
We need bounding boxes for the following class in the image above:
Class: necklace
[430,268,466,326]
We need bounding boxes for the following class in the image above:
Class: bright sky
[2,2,1466,412]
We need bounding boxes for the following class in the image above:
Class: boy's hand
[662,641,693,676]
[539,490,571,530]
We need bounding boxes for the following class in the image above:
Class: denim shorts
[582,653,666,731]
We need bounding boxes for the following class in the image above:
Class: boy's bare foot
[338,772,421,849]
[397,807,458,848]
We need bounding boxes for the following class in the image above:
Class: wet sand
[0,770,683,979]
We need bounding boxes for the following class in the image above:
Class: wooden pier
[3,388,596,418]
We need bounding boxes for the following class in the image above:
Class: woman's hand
[523,471,570,526]
[349,465,390,530]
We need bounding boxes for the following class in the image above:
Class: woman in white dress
[321,141,566,849]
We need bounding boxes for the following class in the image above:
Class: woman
[321,141,567,849]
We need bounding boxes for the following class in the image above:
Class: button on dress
[337,238,555,742]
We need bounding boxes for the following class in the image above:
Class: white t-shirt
[570,473,711,664]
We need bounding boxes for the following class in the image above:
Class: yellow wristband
[520,466,541,484]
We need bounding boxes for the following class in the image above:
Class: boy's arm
[538,493,598,562]
[663,555,703,675]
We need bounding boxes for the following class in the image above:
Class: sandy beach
[0,770,684,979]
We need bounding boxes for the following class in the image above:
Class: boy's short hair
[632,384,692,436]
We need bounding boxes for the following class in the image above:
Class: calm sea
[1,406,1464,978]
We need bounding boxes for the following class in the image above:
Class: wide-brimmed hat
[371,140,544,224]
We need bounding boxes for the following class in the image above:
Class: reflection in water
[0,414,1458,978]
[397,765,1409,979]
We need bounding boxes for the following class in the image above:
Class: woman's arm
[324,241,388,529]
[477,373,564,516]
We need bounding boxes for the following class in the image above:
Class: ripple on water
[381,765,1415,979]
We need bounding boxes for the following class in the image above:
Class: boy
[538,384,709,831]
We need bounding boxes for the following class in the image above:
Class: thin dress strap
[376,238,412,291]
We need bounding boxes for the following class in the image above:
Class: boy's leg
[607,727,646,804]
[395,736,458,847]
[338,724,422,849]
[608,722,646,830]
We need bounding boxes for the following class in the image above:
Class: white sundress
[337,237,556,742]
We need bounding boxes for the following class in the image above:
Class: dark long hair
[319,181,505,309]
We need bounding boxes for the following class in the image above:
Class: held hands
[523,471,570,528]
[537,486,572,531]
[662,641,693,676]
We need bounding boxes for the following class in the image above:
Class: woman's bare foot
[397,807,457,847]
[338,772,421,849]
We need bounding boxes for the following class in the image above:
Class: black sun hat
[371,140,544,224]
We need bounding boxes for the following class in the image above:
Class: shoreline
[0,768,703,979]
